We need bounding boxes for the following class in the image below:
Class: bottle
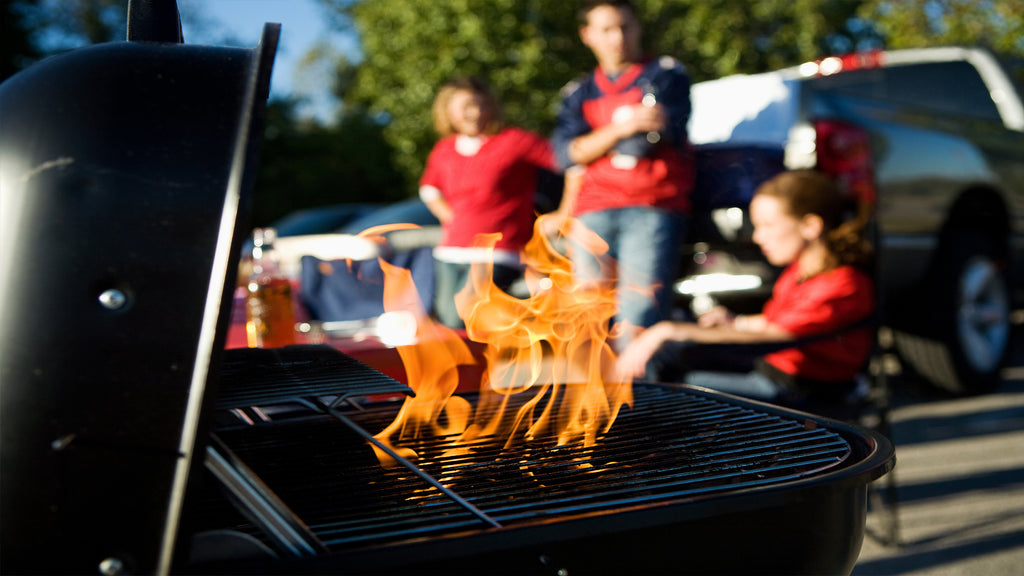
[641,84,661,145]
[611,83,660,170]
[245,227,296,348]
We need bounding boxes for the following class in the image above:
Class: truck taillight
[814,119,877,208]
[800,50,885,77]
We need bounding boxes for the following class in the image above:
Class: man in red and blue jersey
[551,0,695,351]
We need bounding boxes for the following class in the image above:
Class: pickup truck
[680,46,1024,395]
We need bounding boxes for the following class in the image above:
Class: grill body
[188,347,893,575]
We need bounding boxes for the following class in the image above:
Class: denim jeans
[572,207,687,344]
[434,259,520,329]
[684,370,784,402]
[646,341,786,402]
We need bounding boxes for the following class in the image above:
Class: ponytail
[825,216,874,270]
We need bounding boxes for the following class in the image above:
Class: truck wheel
[895,231,1010,394]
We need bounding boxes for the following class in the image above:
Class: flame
[368,258,476,466]
[368,215,631,467]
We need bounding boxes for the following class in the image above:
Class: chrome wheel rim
[957,256,1010,373]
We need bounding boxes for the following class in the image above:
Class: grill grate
[211,383,852,551]
[215,345,411,410]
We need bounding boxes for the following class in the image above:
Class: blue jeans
[434,260,520,329]
[572,207,686,344]
[685,370,784,402]
[644,339,780,400]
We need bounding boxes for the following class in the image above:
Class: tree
[11,0,126,53]
[645,0,874,80]
[1,0,221,80]
[251,97,407,227]
[860,0,1024,57]
[320,0,583,183]
[321,0,872,185]
[2,0,43,82]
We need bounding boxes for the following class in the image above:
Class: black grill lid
[0,3,280,572]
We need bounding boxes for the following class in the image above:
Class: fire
[367,216,632,467]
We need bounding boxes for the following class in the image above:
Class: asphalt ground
[851,325,1024,575]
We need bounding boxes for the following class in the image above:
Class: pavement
[851,329,1024,575]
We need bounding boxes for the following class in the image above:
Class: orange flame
[368,258,476,466]
[369,215,631,467]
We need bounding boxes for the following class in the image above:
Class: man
[550,0,694,350]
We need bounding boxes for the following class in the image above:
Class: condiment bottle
[245,227,296,348]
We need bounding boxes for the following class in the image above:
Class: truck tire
[894,231,1010,394]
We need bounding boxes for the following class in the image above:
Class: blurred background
[3,0,1023,229]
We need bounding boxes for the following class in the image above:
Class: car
[338,198,442,252]
[339,198,440,234]
[272,202,382,237]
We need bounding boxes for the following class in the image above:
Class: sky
[177,0,358,122]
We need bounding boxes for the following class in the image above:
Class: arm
[566,105,665,165]
[698,306,769,332]
[419,185,453,226]
[419,142,454,225]
[648,318,793,346]
[540,165,583,237]
[551,78,662,169]
[612,319,794,381]
[697,305,734,327]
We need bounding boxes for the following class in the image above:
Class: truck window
[813,61,1002,122]
[1002,56,1024,102]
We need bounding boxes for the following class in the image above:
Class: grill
[183,346,892,576]
[0,3,893,575]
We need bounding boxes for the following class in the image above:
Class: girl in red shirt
[613,170,875,407]
[420,77,556,328]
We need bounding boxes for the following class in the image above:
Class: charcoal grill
[0,2,893,575]
[180,344,892,575]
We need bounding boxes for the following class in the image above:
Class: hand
[611,321,679,382]
[613,103,666,139]
[698,306,735,327]
[538,211,569,238]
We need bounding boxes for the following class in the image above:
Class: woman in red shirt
[420,77,556,328]
[613,170,875,407]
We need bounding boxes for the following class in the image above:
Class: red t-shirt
[762,264,875,382]
[420,127,555,251]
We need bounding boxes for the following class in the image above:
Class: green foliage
[647,0,867,80]
[2,0,42,82]
[332,0,584,183]
[2,0,126,81]
[16,0,127,50]
[251,98,408,226]
[860,0,1024,56]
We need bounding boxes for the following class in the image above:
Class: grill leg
[862,362,902,547]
